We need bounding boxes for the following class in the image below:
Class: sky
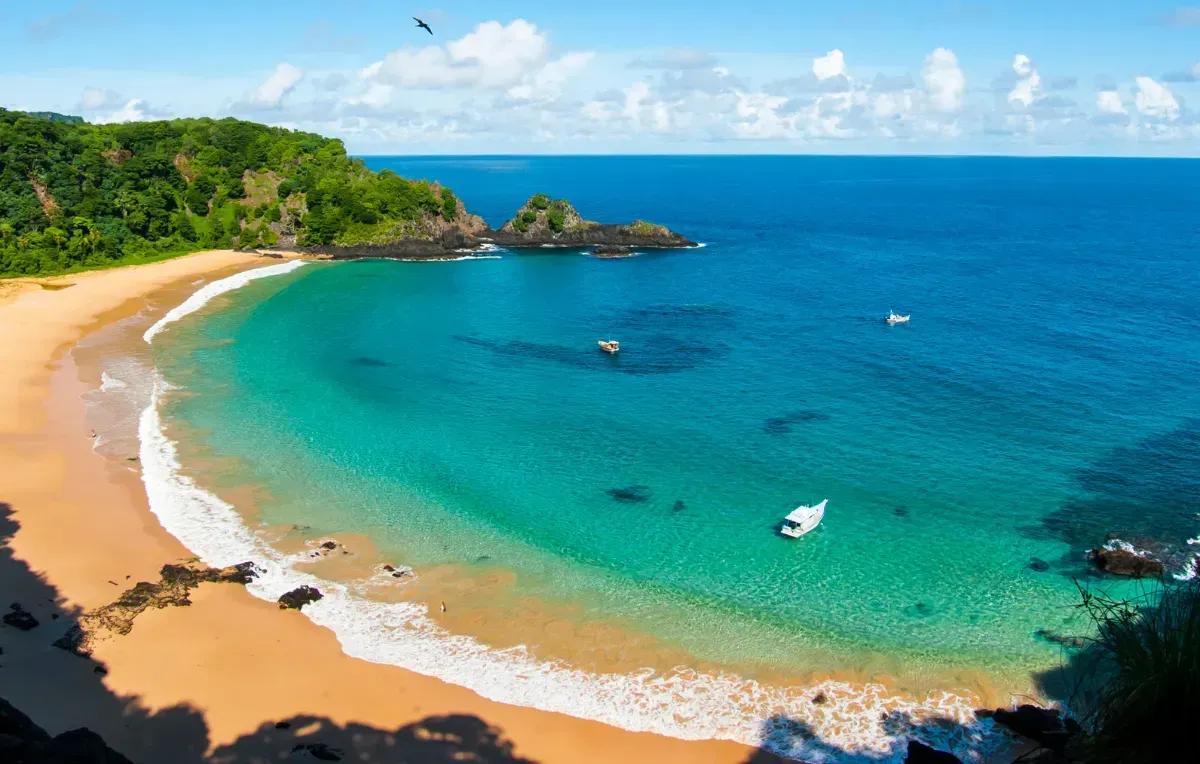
[1,0,1199,155]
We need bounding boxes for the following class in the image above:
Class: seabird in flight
[414,17,433,35]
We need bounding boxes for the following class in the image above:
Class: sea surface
[125,157,1200,760]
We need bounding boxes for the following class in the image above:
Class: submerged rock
[278,586,323,611]
[590,244,635,258]
[1089,547,1164,577]
[1028,558,1051,572]
[605,485,651,503]
[3,603,39,631]
[905,741,962,763]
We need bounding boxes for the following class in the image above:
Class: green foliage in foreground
[0,109,459,276]
[1068,580,1199,763]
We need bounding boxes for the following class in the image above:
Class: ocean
[100,156,1200,761]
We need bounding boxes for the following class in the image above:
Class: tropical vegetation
[0,109,460,276]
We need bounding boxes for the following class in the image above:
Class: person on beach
[90,429,96,438]
[440,601,446,613]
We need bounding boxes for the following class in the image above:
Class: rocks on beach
[53,562,258,658]
[589,244,635,258]
[1088,547,1164,578]
[278,586,324,611]
[3,603,39,631]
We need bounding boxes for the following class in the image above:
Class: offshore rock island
[302,193,697,260]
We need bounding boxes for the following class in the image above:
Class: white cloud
[79,86,124,110]
[365,20,554,89]
[922,48,964,112]
[1096,90,1126,115]
[507,52,594,101]
[1134,76,1180,120]
[96,99,153,124]
[812,49,846,81]
[246,63,303,108]
[1007,54,1041,107]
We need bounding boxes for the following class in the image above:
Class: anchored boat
[886,310,910,325]
[598,340,620,354]
[781,499,827,538]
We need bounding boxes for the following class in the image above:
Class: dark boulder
[278,586,323,610]
[905,740,962,763]
[320,541,337,551]
[989,705,1081,752]
[1088,548,1164,578]
[590,245,634,258]
[3,603,39,631]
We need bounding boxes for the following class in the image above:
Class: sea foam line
[136,265,1009,763]
[142,260,307,343]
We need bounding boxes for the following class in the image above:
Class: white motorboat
[886,311,910,325]
[781,499,827,538]
[598,340,620,354]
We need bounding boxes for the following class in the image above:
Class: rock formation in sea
[292,194,695,260]
[1088,547,1165,577]
[53,562,258,658]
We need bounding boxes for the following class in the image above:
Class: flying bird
[413,17,433,35]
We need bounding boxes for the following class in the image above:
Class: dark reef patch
[672,499,687,513]
[606,485,651,503]
[348,356,394,368]
[453,334,727,375]
[1019,421,1200,565]
[764,410,831,434]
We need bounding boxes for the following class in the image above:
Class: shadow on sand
[2,500,997,763]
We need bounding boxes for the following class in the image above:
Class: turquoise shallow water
[154,157,1200,683]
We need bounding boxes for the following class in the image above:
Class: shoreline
[0,250,776,763]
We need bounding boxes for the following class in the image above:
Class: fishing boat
[598,340,620,354]
[781,499,827,538]
[886,310,910,325]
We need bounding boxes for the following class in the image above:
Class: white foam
[133,261,1012,762]
[99,371,127,392]
[143,261,307,344]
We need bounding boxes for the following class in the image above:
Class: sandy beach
[0,251,776,764]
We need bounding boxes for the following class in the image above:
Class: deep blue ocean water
[155,156,1200,683]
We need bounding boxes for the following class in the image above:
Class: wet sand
[0,251,776,763]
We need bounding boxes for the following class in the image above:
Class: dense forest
[0,109,462,276]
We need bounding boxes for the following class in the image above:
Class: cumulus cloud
[1134,77,1180,120]
[241,63,304,109]
[364,20,558,89]
[922,48,965,112]
[79,87,124,111]
[1096,90,1127,115]
[507,52,594,101]
[1047,76,1077,91]
[95,99,162,125]
[1007,54,1041,107]
[813,49,846,81]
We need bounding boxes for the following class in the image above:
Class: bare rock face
[53,562,258,658]
[277,586,323,610]
[494,194,695,249]
[1088,547,1165,577]
[905,740,962,763]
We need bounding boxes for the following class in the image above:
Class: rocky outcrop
[493,195,695,249]
[0,697,133,763]
[589,245,636,258]
[1088,547,1164,578]
[278,586,323,610]
[3,603,39,631]
[53,562,258,658]
[981,705,1081,753]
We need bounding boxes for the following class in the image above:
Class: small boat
[886,310,910,325]
[781,499,827,538]
[598,340,620,354]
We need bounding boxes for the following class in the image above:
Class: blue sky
[2,1,1199,155]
